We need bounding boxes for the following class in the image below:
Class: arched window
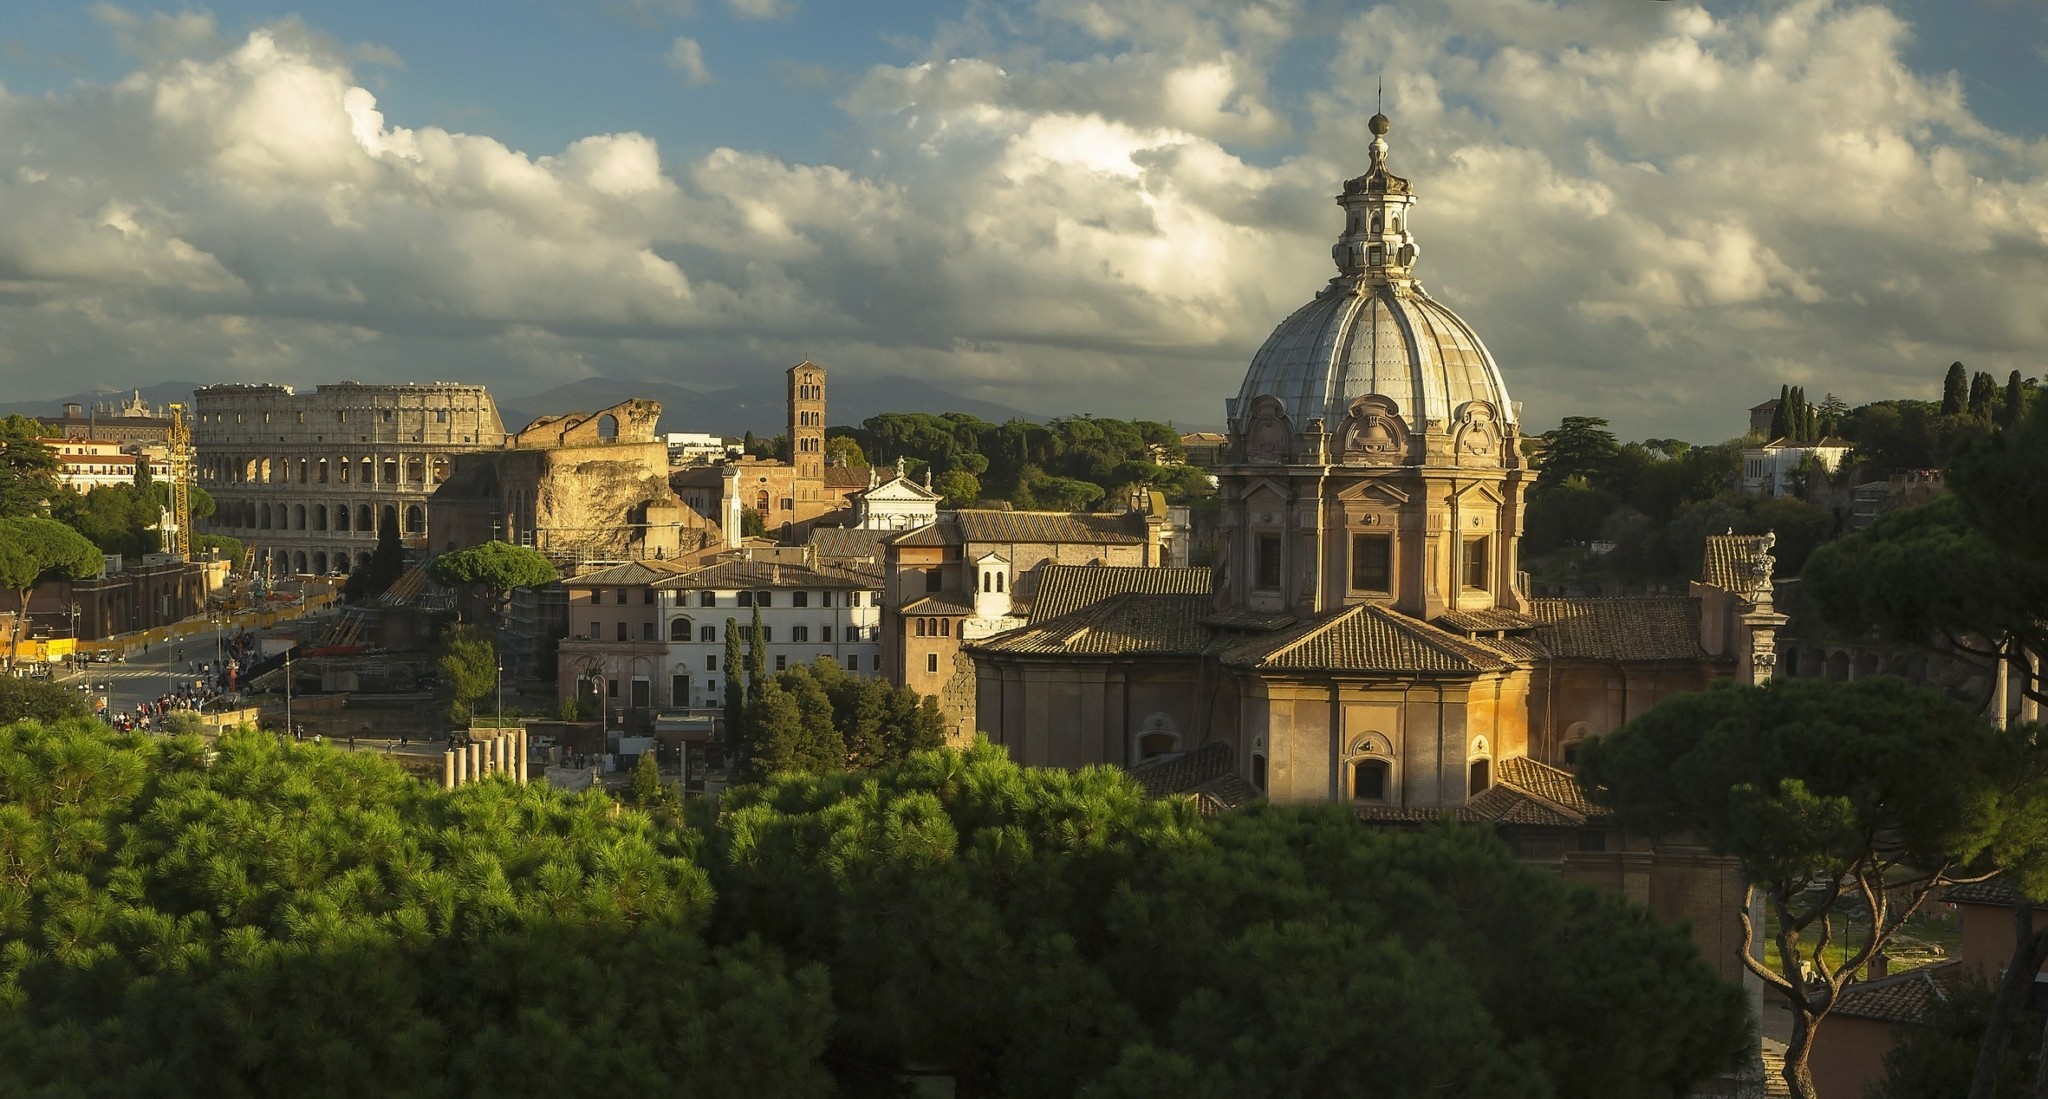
[359,504,374,533]
[597,414,619,441]
[916,619,927,637]
[995,572,1004,593]
[334,506,350,532]
[669,617,693,642]
[1468,736,1492,796]
[1251,734,1267,793]
[292,504,306,530]
[1347,734,1394,802]
[738,591,753,607]
[1133,713,1181,761]
[404,505,424,535]
[312,504,327,531]
[1560,722,1592,770]
[313,551,328,574]
[755,490,769,513]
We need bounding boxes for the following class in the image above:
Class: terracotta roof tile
[652,558,883,591]
[1700,534,1755,592]
[1831,960,1966,1024]
[1128,740,1237,798]
[889,510,1150,547]
[901,590,976,616]
[1948,877,2024,907]
[1223,604,1514,675]
[1433,607,1541,632]
[1201,607,1298,631]
[1494,756,1599,818]
[806,527,889,563]
[562,559,692,586]
[1527,597,1705,661]
[1029,564,1213,622]
[972,592,1213,657]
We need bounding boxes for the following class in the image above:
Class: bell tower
[788,361,825,481]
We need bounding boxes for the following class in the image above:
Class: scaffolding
[166,402,192,560]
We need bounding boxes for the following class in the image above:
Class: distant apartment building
[554,553,884,727]
[49,438,170,491]
[1739,437,1851,498]
[665,432,729,467]
[43,392,172,447]
[191,381,505,577]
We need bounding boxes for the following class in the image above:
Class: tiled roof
[1432,607,1541,632]
[1947,877,2024,907]
[1201,607,1298,631]
[1831,960,1964,1024]
[1223,604,1514,675]
[823,465,873,490]
[890,509,1150,547]
[1527,597,1705,661]
[1128,740,1237,798]
[806,527,889,562]
[1029,564,1212,622]
[563,559,692,586]
[652,558,883,591]
[1700,534,1755,592]
[972,593,1213,657]
[1495,756,1599,818]
[1191,774,1265,815]
[901,590,976,616]
[1464,785,1586,827]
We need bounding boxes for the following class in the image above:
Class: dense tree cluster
[728,653,944,782]
[0,717,1755,1096]
[1523,417,1832,585]
[429,540,559,624]
[825,412,1214,511]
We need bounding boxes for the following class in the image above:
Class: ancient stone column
[516,728,529,784]
[443,750,456,790]
[469,741,483,780]
[1994,641,2010,731]
[454,747,468,786]
[495,734,508,774]
[2024,648,2041,725]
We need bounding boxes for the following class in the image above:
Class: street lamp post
[284,648,294,738]
[495,657,504,731]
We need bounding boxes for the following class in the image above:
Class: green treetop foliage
[0,516,103,664]
[192,533,244,566]
[0,719,834,1099]
[711,739,1748,1097]
[0,676,92,723]
[1944,360,1971,415]
[823,435,867,468]
[734,657,942,782]
[745,604,766,710]
[429,541,559,622]
[436,624,497,726]
[1577,677,2048,1099]
[1969,369,1999,423]
[831,412,1205,512]
[1951,388,2048,573]
[1533,416,1623,491]
[0,416,59,519]
[722,616,745,747]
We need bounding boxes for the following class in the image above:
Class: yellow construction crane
[166,402,192,560]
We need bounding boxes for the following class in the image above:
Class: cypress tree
[2003,370,2026,429]
[746,603,767,712]
[722,617,744,750]
[1968,371,1997,423]
[1942,361,1969,415]
[1769,385,1790,440]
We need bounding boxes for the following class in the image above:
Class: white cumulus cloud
[665,35,712,86]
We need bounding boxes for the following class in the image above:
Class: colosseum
[192,382,506,577]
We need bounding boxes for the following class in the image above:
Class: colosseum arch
[292,504,306,530]
[334,505,350,533]
[358,504,374,532]
[405,455,424,484]
[313,504,327,531]
[405,504,425,535]
[292,551,308,574]
[313,551,328,575]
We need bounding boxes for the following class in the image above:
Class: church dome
[1229,116,1514,447]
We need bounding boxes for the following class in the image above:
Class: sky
[1,0,2045,441]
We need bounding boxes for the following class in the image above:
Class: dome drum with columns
[1217,113,1528,622]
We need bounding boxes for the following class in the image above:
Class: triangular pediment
[1333,479,1411,505]
[1239,477,1292,502]
[1451,481,1506,507]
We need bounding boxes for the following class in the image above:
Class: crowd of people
[92,630,261,734]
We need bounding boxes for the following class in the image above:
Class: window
[1468,758,1491,796]
[1352,759,1389,801]
[762,627,772,643]
[739,591,753,607]
[940,619,951,637]
[641,621,655,641]
[793,626,809,642]
[1351,533,1391,592]
[873,654,883,671]
[775,655,787,671]
[925,568,943,593]
[846,655,859,671]
[1462,536,1490,591]
[670,618,693,642]
[606,678,618,698]
[740,626,752,641]
[1251,754,1268,792]
[1577,830,1607,853]
[793,591,809,608]
[700,625,716,642]
[615,622,627,641]
[821,626,833,643]
[615,588,628,605]
[705,678,717,696]
[707,655,718,671]
[699,591,716,607]
[926,653,939,673]
[820,591,833,607]
[671,674,689,703]
[916,619,927,637]
[757,592,773,608]
[1255,534,1283,590]
[643,589,654,605]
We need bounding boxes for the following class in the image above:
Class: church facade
[969,115,1785,993]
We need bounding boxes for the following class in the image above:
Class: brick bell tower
[788,362,826,508]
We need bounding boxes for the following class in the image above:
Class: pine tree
[722,617,745,751]
[1941,361,1969,415]
[1819,393,1848,438]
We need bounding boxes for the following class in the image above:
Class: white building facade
[1740,439,1851,498]
[654,558,885,710]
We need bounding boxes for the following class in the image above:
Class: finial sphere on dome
[1368,112,1390,136]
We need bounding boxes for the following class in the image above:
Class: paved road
[59,625,248,719]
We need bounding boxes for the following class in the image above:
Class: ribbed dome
[1229,114,1514,444]
[1236,281,1513,435]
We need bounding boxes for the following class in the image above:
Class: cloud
[1,0,2045,440]
[665,35,713,86]
[728,0,795,19]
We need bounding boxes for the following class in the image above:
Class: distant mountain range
[3,375,1046,438]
